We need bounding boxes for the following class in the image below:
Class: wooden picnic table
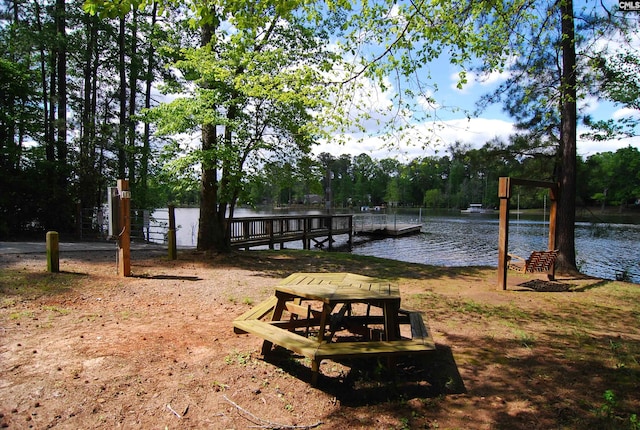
[233,272,435,385]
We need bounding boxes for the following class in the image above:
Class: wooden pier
[229,214,422,250]
[353,214,423,237]
[229,214,352,250]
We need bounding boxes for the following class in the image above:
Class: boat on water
[461,204,494,214]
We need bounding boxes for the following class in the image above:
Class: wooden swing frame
[497,177,559,290]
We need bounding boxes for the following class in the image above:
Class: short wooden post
[46,231,59,273]
[168,205,177,260]
[117,179,131,277]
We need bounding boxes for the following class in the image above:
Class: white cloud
[612,107,640,120]
[315,117,516,160]
[577,134,640,157]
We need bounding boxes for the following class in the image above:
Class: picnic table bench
[233,272,435,385]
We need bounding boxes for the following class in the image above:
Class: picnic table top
[275,272,400,304]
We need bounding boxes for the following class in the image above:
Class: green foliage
[3,0,637,244]
[581,147,640,207]
[595,390,639,430]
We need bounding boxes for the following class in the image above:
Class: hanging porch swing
[497,177,560,290]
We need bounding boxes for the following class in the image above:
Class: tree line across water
[241,145,640,213]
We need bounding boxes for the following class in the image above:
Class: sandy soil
[0,248,638,429]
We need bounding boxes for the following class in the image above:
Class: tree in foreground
[87,0,338,250]
[339,0,636,274]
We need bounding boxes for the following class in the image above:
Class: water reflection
[156,208,640,284]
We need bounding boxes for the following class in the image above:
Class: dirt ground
[0,248,638,429]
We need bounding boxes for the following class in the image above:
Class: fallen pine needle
[166,404,182,419]
[222,395,323,429]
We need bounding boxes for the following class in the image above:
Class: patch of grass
[0,269,83,298]
[1,297,18,308]
[224,350,253,366]
[9,310,35,320]
[593,390,640,430]
[608,338,640,370]
[42,305,70,315]
[513,329,535,348]
[412,293,532,321]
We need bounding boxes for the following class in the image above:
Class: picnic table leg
[311,359,320,386]
[316,303,335,343]
[383,301,401,372]
[261,295,288,355]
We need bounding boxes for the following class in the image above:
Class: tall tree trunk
[79,14,98,215]
[34,1,54,162]
[54,0,71,232]
[128,9,141,236]
[90,28,100,207]
[140,3,157,215]
[118,15,127,179]
[1,1,18,169]
[197,23,228,252]
[556,0,578,274]
[55,0,67,165]
[128,9,138,195]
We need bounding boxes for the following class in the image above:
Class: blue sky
[314,0,640,161]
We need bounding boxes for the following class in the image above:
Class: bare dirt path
[1,248,638,429]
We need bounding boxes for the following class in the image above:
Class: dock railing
[352,213,387,234]
[228,214,353,250]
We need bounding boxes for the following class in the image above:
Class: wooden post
[268,218,274,250]
[46,231,59,273]
[497,177,511,291]
[117,179,131,277]
[547,185,559,280]
[303,217,309,250]
[168,205,177,260]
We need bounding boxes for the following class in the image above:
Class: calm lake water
[152,207,640,284]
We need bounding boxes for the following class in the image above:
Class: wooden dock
[355,223,422,236]
[352,214,422,237]
[229,214,352,250]
[228,214,422,251]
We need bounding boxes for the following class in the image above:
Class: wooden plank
[408,312,432,345]
[284,301,322,319]
[233,296,278,329]
[233,319,319,358]
[235,319,435,361]
[315,339,435,360]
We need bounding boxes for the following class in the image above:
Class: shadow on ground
[207,250,490,282]
[264,343,465,406]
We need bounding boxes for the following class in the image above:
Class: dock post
[268,219,274,250]
[302,217,309,250]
